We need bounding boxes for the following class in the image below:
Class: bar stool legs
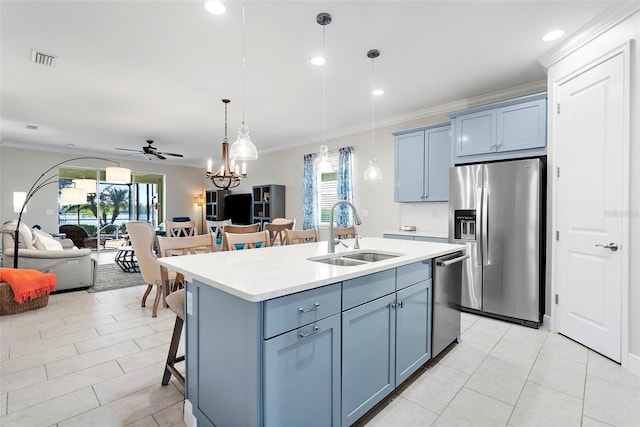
[163,289,185,387]
[162,315,185,387]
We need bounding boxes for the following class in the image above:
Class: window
[303,146,353,229]
[318,154,338,225]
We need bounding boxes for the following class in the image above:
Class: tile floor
[1,255,638,426]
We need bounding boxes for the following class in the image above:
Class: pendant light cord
[321,24,326,145]
[371,56,375,157]
[241,5,246,126]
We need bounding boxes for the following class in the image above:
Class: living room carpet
[88,263,146,293]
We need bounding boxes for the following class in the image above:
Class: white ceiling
[0,1,620,167]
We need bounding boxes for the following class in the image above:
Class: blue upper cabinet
[450,93,547,164]
[394,123,451,202]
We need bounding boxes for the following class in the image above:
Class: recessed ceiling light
[542,30,565,42]
[66,143,75,147]
[373,89,384,96]
[204,1,226,15]
[311,56,326,66]
[25,124,38,130]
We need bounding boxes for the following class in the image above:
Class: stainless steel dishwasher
[432,251,468,358]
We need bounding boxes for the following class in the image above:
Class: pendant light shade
[316,144,333,173]
[60,187,88,204]
[72,178,97,192]
[364,49,382,181]
[13,192,26,213]
[105,167,131,184]
[230,6,258,162]
[230,124,258,161]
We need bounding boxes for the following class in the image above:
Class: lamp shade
[72,179,97,192]
[61,187,88,204]
[230,124,258,161]
[13,192,26,213]
[106,167,131,183]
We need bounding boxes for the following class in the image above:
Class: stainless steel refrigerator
[448,158,544,327]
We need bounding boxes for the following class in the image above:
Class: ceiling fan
[115,140,184,160]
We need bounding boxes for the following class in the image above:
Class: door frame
[550,41,631,366]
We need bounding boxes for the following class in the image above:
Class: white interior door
[555,51,627,362]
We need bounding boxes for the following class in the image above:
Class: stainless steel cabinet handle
[298,303,320,313]
[436,254,470,267]
[398,301,404,309]
[595,242,618,252]
[298,326,320,338]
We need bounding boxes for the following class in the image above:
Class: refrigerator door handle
[482,187,489,266]
[476,187,483,266]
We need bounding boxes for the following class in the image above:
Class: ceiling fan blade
[156,151,184,157]
[155,153,167,160]
[115,148,143,152]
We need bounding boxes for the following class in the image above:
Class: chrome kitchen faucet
[328,201,362,253]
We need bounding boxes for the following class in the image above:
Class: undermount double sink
[308,250,403,266]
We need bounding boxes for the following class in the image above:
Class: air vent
[25,124,39,130]
[31,49,57,67]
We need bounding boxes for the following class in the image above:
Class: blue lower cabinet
[396,280,431,384]
[263,314,341,427]
[342,294,396,426]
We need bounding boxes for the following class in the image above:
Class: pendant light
[364,49,383,181]
[206,99,247,190]
[314,12,334,173]
[230,6,258,162]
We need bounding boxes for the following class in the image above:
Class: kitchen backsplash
[399,202,449,234]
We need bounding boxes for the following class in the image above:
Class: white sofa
[1,221,94,291]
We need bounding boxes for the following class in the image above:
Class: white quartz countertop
[383,230,449,239]
[158,237,464,302]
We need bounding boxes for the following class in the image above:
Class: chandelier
[206,99,247,190]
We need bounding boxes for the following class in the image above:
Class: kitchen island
[158,237,465,427]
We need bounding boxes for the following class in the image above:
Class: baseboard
[184,399,197,427]
[624,352,640,377]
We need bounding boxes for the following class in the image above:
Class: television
[223,193,252,224]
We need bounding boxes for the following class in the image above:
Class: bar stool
[163,288,185,387]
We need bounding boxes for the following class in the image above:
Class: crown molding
[259,80,547,156]
[538,2,640,69]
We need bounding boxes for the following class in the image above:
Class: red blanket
[0,268,56,303]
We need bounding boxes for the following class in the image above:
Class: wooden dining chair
[284,228,318,245]
[225,231,270,250]
[126,221,179,318]
[334,226,357,239]
[264,220,294,246]
[271,217,296,228]
[206,219,232,251]
[157,233,216,258]
[222,223,260,251]
[165,220,197,237]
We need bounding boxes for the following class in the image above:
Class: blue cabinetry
[186,260,433,427]
[450,93,547,164]
[394,123,451,202]
[341,265,432,426]
[264,314,341,427]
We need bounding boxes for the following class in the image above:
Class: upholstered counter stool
[163,288,185,387]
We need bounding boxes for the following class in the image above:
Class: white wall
[0,147,207,241]
[547,10,640,369]
[232,113,456,241]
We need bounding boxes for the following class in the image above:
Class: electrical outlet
[46,209,54,215]
[361,209,369,217]
[432,209,438,219]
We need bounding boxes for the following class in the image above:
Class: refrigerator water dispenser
[454,210,476,240]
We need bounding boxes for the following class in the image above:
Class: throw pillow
[32,229,64,251]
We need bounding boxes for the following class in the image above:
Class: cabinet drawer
[342,269,395,311]
[397,260,431,290]
[264,283,341,339]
